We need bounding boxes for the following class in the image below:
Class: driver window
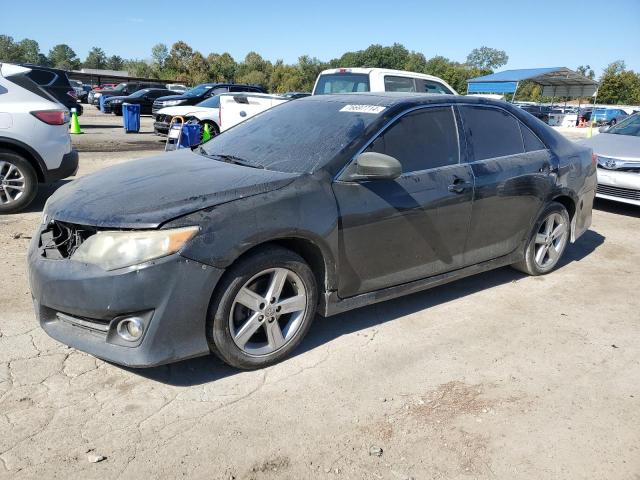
[365,107,460,173]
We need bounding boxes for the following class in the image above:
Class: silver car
[582,113,640,206]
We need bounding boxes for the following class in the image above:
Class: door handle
[448,176,470,194]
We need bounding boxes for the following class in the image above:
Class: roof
[467,67,598,97]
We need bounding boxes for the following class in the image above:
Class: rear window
[460,106,524,160]
[384,76,416,92]
[26,69,57,86]
[5,73,58,103]
[314,73,370,95]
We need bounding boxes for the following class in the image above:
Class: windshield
[607,113,640,137]
[314,73,370,95]
[196,96,221,108]
[184,85,213,97]
[129,88,150,98]
[201,99,381,173]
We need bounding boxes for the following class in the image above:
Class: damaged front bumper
[28,233,224,367]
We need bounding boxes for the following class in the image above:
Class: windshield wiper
[195,148,263,169]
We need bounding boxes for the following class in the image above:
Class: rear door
[458,105,555,265]
[332,106,475,298]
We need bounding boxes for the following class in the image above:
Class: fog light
[116,317,144,342]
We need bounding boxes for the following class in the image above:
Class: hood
[104,95,129,103]
[580,133,640,161]
[47,149,298,229]
[155,94,191,103]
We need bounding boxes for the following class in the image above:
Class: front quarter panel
[167,173,340,290]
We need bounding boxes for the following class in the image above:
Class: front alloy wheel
[208,246,317,369]
[230,268,308,356]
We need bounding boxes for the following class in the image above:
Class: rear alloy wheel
[208,246,317,369]
[512,202,570,275]
[0,151,38,214]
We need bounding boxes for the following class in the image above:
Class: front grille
[39,220,97,259]
[597,184,640,200]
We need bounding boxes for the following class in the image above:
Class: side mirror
[599,125,610,133]
[354,152,402,180]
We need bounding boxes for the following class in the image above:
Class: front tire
[512,202,570,275]
[208,246,318,369]
[0,150,38,214]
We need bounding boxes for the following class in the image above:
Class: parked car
[0,63,78,213]
[516,104,552,124]
[154,93,288,138]
[92,83,117,91]
[152,83,266,115]
[88,82,166,106]
[581,113,640,206]
[312,67,457,95]
[103,88,177,115]
[19,64,83,116]
[154,94,223,136]
[29,93,595,369]
[76,84,92,103]
[590,108,628,126]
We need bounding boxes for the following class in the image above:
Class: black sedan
[29,94,596,369]
[104,88,176,115]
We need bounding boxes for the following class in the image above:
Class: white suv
[312,67,458,96]
[0,63,78,213]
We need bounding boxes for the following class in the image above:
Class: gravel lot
[1,110,638,479]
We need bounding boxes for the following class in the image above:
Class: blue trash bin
[122,103,141,133]
[98,95,106,113]
[179,123,201,148]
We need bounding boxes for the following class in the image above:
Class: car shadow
[131,228,604,387]
[18,181,73,214]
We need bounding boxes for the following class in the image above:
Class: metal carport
[467,67,598,100]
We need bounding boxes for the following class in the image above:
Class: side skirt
[319,250,523,317]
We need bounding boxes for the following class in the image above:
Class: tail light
[592,152,598,166]
[31,110,69,125]
[67,89,77,99]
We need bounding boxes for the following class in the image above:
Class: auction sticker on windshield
[339,105,386,114]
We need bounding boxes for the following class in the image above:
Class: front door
[332,106,475,298]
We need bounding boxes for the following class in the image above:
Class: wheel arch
[214,234,337,302]
[0,137,46,182]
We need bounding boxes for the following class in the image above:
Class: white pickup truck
[154,93,290,138]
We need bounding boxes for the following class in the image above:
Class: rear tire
[0,150,38,214]
[512,202,570,275]
[207,246,318,370]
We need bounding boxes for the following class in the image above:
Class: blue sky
[2,0,639,75]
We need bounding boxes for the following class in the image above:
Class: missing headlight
[40,221,97,259]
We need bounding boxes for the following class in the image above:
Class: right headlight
[71,226,199,271]
[163,100,186,106]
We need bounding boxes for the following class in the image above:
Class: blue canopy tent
[467,67,598,100]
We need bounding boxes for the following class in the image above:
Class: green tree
[167,41,193,75]
[188,51,210,84]
[17,39,43,64]
[597,61,640,104]
[466,46,508,70]
[151,43,169,69]
[207,52,237,82]
[106,55,124,70]
[576,64,595,80]
[83,47,107,69]
[48,44,80,70]
[0,35,21,62]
